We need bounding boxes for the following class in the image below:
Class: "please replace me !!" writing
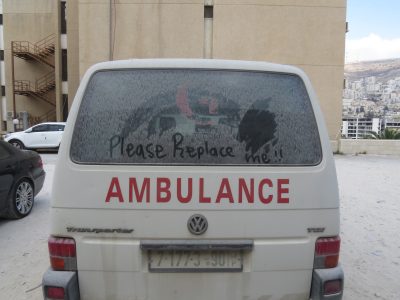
[105,177,290,204]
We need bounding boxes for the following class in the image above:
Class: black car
[0,140,45,219]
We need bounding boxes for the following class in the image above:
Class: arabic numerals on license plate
[210,252,227,267]
[212,251,241,267]
[150,250,242,269]
[154,250,199,267]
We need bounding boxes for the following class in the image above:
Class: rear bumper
[42,268,80,300]
[41,267,343,300]
[33,170,45,196]
[68,270,313,300]
[310,265,344,300]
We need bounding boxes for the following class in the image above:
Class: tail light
[314,236,340,269]
[324,279,343,295]
[36,157,43,168]
[48,236,77,271]
[45,286,65,299]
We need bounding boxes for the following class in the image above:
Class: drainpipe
[109,0,112,60]
[11,41,17,131]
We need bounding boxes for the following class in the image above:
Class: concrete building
[342,117,381,139]
[341,117,400,140]
[0,0,347,141]
[1,0,57,133]
[382,118,400,131]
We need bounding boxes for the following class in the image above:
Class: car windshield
[71,69,322,165]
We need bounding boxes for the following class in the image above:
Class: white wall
[333,139,400,155]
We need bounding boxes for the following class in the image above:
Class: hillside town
[342,64,400,139]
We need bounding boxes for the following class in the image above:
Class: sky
[345,0,400,62]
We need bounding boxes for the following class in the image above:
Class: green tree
[366,128,400,139]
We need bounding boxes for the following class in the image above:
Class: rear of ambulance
[43,59,343,300]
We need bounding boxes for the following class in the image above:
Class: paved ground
[336,154,400,299]
[0,154,56,300]
[0,153,399,299]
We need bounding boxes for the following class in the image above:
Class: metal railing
[12,41,40,56]
[14,72,55,94]
[36,72,55,93]
[12,34,55,56]
[14,74,55,107]
[12,34,55,67]
[14,80,35,93]
[35,34,55,49]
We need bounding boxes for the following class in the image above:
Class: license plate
[148,250,243,272]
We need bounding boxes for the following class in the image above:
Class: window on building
[62,49,68,81]
[61,1,67,34]
[204,6,213,18]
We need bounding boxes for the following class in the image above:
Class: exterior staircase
[14,72,56,107]
[12,34,56,124]
[12,34,55,68]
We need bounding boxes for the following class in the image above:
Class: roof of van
[87,59,307,77]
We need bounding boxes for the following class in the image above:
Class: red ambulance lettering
[277,179,290,203]
[129,178,150,203]
[105,177,290,204]
[105,177,124,203]
[238,178,254,203]
[216,178,234,203]
[258,178,273,204]
[157,178,171,202]
[177,178,193,203]
[199,178,211,203]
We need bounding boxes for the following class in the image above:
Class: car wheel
[10,140,25,150]
[7,179,35,219]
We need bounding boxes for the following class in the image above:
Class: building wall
[210,0,346,140]
[0,1,6,132]
[342,117,382,139]
[77,0,205,76]
[67,0,346,140]
[2,0,55,132]
[339,139,400,155]
[66,0,79,108]
[0,0,347,138]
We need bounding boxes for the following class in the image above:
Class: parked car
[4,122,66,150]
[0,141,45,219]
[43,59,343,300]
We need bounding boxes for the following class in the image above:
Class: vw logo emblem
[187,214,208,235]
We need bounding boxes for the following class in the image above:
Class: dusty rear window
[70,69,322,165]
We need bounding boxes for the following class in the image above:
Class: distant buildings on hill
[342,75,400,138]
[343,76,400,118]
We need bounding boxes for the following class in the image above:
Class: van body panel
[51,209,339,241]
[51,163,338,210]
[77,270,311,300]
[50,207,339,291]
[47,59,341,300]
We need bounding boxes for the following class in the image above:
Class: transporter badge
[187,214,208,235]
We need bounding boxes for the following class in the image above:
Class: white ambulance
[42,59,343,300]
